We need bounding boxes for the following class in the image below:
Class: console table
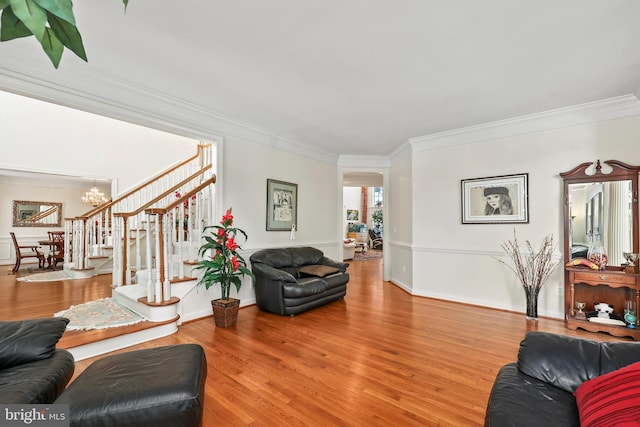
[565,266,640,340]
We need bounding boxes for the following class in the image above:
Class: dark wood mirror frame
[560,160,640,262]
[12,200,62,227]
[560,159,640,340]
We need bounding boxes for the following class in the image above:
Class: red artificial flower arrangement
[195,208,255,300]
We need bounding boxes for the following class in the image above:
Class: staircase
[61,143,217,360]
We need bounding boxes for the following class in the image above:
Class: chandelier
[82,183,108,207]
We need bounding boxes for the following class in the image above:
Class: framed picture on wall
[346,209,359,221]
[266,179,298,231]
[461,173,529,224]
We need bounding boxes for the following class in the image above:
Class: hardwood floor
[1,259,627,426]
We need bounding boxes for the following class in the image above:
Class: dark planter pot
[211,298,240,328]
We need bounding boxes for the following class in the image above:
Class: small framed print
[461,173,529,224]
[266,179,298,231]
[346,209,359,221]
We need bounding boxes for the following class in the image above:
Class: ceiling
[2,1,640,158]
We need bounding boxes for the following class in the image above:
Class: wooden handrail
[146,175,217,216]
[112,166,212,220]
[63,142,215,290]
[82,143,210,219]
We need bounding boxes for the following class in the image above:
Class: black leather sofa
[0,317,74,404]
[250,246,349,316]
[1,317,206,427]
[485,331,640,427]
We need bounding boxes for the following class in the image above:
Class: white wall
[1,91,197,193]
[405,114,640,318]
[1,90,342,309]
[0,90,198,266]
[222,136,339,250]
[0,181,110,263]
[388,149,413,291]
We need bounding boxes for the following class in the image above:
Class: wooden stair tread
[137,296,180,307]
[58,316,178,349]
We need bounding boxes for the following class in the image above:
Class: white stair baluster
[146,213,155,303]
[154,214,162,302]
[163,213,171,301]
[135,213,142,278]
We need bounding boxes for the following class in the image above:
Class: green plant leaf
[122,0,128,10]
[9,0,46,41]
[0,1,12,9]
[0,6,32,41]
[32,0,74,25]
[48,12,85,61]
[40,26,62,68]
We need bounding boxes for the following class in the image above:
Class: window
[373,187,383,207]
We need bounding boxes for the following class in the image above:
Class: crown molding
[389,141,412,162]
[3,46,638,164]
[409,94,640,152]
[0,53,339,165]
[337,155,391,169]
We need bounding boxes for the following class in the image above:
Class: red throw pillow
[574,361,640,427]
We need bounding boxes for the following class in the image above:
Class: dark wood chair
[10,232,45,273]
[368,229,383,250]
[48,231,65,269]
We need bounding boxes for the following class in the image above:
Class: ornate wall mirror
[12,200,62,227]
[561,160,639,266]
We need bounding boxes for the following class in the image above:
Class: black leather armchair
[250,247,349,316]
[0,317,74,404]
[485,331,640,427]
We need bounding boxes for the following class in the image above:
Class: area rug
[17,270,72,282]
[54,298,144,331]
[353,250,383,261]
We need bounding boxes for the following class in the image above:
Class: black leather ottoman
[56,344,207,427]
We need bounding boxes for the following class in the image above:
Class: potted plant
[196,208,255,327]
[372,209,383,231]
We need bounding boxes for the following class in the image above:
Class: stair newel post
[134,213,142,276]
[185,195,193,268]
[152,210,163,302]
[163,212,171,301]
[209,182,216,226]
[64,219,72,267]
[73,218,80,269]
[176,204,185,278]
[112,213,122,287]
[85,219,92,259]
[145,212,154,303]
[80,217,88,270]
[122,216,131,286]
[193,191,202,262]
[101,206,113,249]
[90,217,96,256]
[178,203,185,279]
[95,213,102,257]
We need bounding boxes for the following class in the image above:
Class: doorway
[341,171,389,281]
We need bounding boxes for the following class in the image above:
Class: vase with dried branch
[496,230,560,320]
